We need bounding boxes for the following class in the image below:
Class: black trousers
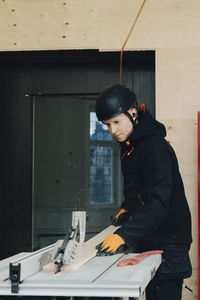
[146,274,183,300]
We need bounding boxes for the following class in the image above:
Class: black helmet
[95,84,138,121]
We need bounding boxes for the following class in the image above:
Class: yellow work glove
[112,208,130,226]
[96,234,126,256]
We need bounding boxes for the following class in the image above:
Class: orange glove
[112,208,130,226]
[96,234,126,256]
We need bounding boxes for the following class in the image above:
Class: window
[89,112,114,204]
[90,112,112,141]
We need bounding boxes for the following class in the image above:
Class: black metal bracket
[9,263,21,293]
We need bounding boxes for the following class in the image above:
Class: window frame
[87,102,122,207]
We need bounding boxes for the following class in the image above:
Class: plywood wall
[0,0,99,50]
[157,48,200,299]
[0,0,200,298]
[0,0,200,51]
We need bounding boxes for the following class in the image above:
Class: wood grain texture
[0,0,200,51]
[99,0,200,51]
[43,225,118,273]
[156,48,200,298]
[0,0,98,51]
[158,118,198,299]
[156,48,200,120]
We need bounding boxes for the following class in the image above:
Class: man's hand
[112,208,130,226]
[96,234,126,256]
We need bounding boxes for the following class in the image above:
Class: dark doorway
[0,50,155,259]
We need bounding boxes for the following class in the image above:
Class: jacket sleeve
[120,199,130,211]
[115,139,173,246]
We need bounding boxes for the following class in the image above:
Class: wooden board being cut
[43,225,118,273]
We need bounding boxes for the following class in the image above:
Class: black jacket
[115,108,192,249]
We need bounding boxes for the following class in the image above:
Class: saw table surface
[0,251,161,299]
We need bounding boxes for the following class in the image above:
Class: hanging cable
[120,0,147,83]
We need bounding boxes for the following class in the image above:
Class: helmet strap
[125,111,138,129]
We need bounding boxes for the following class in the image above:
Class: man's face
[103,108,137,142]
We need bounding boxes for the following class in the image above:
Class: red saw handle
[117,250,163,267]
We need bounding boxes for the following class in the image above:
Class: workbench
[0,246,161,300]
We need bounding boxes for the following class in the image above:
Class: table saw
[0,248,161,299]
[0,212,162,299]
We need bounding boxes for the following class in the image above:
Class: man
[95,84,192,300]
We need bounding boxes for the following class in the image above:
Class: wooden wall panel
[157,48,200,298]
[156,48,200,121]
[160,118,198,299]
[0,0,99,51]
[0,0,200,51]
[99,0,200,51]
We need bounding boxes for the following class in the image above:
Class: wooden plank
[29,254,125,283]
[43,225,118,272]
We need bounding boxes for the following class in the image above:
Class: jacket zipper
[138,193,145,206]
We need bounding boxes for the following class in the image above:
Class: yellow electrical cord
[120,0,148,83]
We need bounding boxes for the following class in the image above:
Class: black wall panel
[0,50,155,259]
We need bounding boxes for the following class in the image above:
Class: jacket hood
[129,107,166,142]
